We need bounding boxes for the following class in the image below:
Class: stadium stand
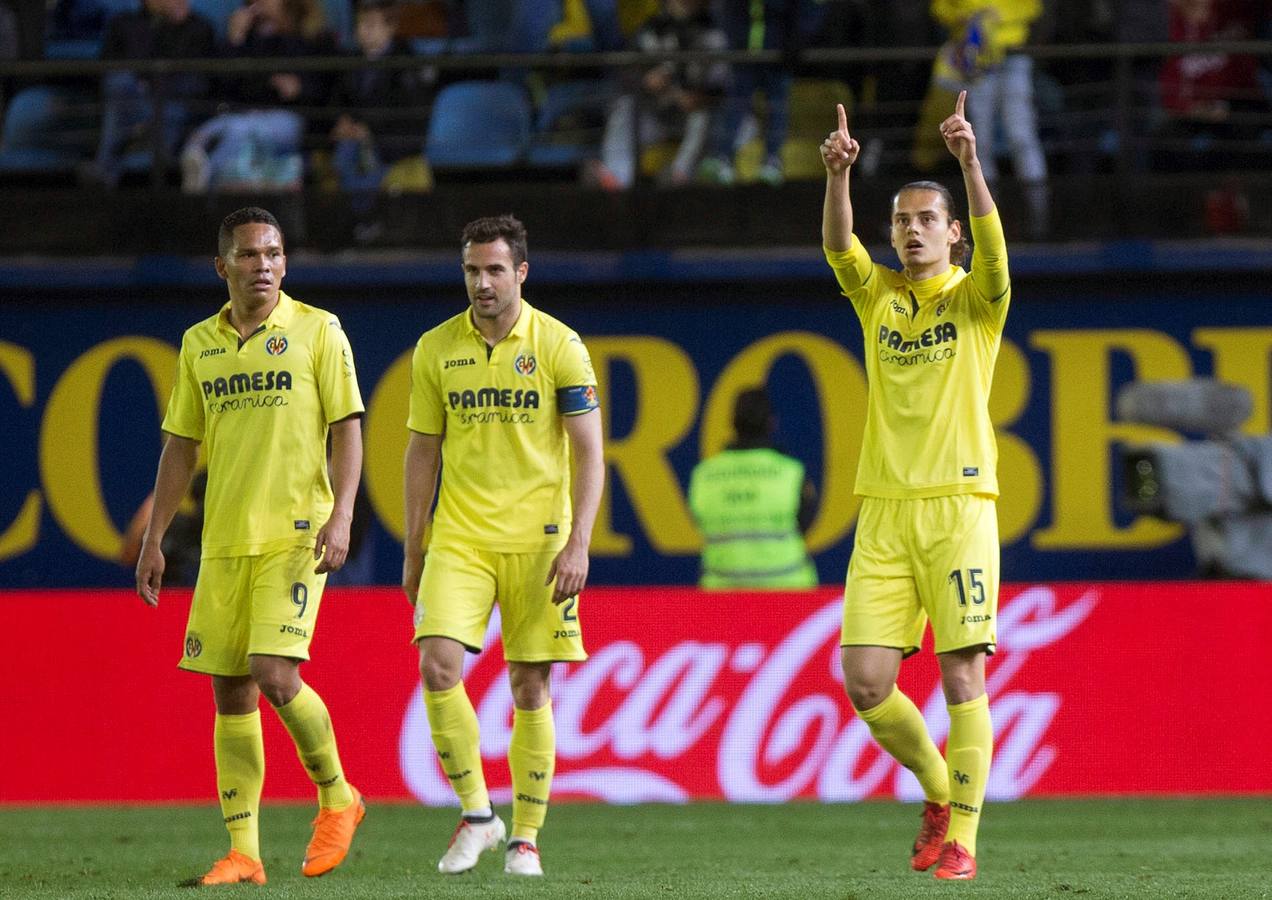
[425,79,532,169]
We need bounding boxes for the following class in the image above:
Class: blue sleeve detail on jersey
[558,384,599,414]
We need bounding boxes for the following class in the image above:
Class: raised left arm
[942,90,995,218]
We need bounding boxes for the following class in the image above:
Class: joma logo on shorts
[278,624,309,637]
[961,614,992,624]
[553,628,581,639]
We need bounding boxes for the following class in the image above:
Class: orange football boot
[179,850,266,886]
[911,801,950,871]
[301,785,366,877]
[933,840,977,880]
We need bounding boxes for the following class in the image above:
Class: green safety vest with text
[688,447,818,589]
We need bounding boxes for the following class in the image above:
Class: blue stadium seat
[0,87,98,174]
[425,81,532,168]
[526,78,613,168]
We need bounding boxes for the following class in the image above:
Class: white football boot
[437,814,506,874]
[504,841,544,876]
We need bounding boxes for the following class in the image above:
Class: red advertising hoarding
[2,583,1269,804]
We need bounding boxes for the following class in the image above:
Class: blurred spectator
[619,0,661,36]
[688,387,818,589]
[326,0,432,224]
[583,0,727,189]
[79,0,215,188]
[549,0,625,51]
[1156,0,1268,171]
[697,0,816,187]
[180,0,336,192]
[813,2,939,177]
[223,0,337,103]
[918,0,1050,238]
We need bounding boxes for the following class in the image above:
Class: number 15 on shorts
[948,568,985,606]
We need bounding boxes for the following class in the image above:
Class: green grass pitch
[1,798,1268,898]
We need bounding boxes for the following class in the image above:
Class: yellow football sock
[214,710,264,861]
[945,694,992,856]
[424,683,490,813]
[854,686,950,804]
[274,683,353,810]
[508,702,555,844]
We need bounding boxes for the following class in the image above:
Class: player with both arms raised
[821,92,1010,881]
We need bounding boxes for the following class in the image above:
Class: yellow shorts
[842,494,999,656]
[180,544,326,676]
[413,543,586,663]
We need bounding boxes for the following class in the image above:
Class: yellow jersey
[825,209,1010,499]
[408,299,599,552]
[162,292,365,558]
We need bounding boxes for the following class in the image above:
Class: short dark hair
[461,214,528,266]
[733,387,773,441]
[893,181,971,268]
[218,207,282,257]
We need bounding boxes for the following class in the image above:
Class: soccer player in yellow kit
[822,93,1007,881]
[401,214,605,877]
[136,207,367,886]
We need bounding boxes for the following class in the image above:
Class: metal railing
[0,40,1268,188]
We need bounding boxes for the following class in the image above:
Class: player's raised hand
[941,90,978,168]
[136,542,165,607]
[820,103,859,175]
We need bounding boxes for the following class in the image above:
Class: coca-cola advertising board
[2,583,1269,804]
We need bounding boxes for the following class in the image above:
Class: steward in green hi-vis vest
[689,448,818,588]
[688,388,818,589]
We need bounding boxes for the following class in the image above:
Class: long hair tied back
[896,181,971,267]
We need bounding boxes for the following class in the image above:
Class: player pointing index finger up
[819,89,1009,881]
[820,102,859,173]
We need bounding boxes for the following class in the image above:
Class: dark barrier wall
[2,262,1269,587]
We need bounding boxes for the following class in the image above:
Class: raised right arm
[821,103,860,253]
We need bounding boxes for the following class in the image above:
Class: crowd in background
[1,0,1270,238]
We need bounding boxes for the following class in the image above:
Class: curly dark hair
[893,181,970,268]
[217,207,282,257]
[461,214,528,266]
